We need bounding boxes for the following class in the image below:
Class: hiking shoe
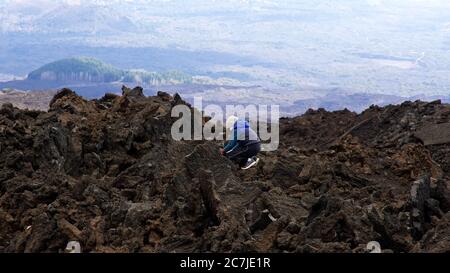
[241,157,259,170]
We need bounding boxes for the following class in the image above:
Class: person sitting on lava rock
[220,115,261,170]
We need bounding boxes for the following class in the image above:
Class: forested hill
[27,57,192,85]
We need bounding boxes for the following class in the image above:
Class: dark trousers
[226,142,261,167]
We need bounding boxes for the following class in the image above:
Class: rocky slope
[0,86,449,253]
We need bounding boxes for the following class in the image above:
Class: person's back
[221,116,261,169]
[232,119,259,146]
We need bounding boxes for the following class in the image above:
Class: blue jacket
[224,119,260,153]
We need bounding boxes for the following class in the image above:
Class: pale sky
[3,0,450,8]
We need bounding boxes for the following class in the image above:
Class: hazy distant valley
[4,56,447,115]
[1,0,450,115]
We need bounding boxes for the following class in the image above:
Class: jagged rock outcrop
[0,88,449,253]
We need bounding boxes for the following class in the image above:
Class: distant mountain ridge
[27,57,192,85]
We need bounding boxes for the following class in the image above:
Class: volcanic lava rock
[410,176,431,239]
[0,87,449,253]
